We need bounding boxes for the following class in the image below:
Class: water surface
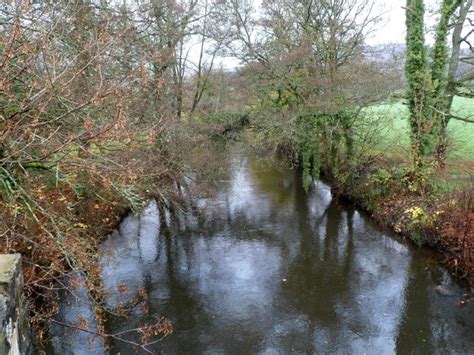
[52,147,473,354]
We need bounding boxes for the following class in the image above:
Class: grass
[364,96,474,161]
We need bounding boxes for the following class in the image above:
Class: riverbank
[239,102,474,290]
[340,168,473,292]
[357,101,473,290]
[0,135,183,346]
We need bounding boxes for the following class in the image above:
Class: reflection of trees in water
[285,179,417,352]
[160,160,361,352]
[108,222,211,353]
[284,175,355,330]
[163,233,200,336]
[247,157,295,209]
[154,204,212,352]
[286,176,436,353]
[395,259,435,354]
[102,202,210,353]
[154,217,282,353]
[205,154,299,236]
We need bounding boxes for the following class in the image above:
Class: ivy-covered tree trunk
[405,0,462,168]
[436,0,470,161]
[430,0,462,163]
[405,0,436,163]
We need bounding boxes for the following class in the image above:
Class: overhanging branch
[450,114,474,123]
[430,105,474,123]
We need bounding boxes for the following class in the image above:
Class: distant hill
[364,43,473,79]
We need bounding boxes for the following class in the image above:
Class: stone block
[0,254,32,354]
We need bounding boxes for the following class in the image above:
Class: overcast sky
[368,0,407,45]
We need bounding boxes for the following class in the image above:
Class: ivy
[405,0,463,165]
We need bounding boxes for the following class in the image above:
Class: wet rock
[436,285,456,296]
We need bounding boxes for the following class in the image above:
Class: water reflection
[52,147,473,354]
[49,274,105,355]
[99,201,161,308]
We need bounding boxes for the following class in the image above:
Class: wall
[0,254,32,354]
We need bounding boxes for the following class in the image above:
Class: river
[50,146,473,354]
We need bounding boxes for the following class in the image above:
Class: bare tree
[189,0,231,113]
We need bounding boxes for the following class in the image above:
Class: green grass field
[364,96,474,161]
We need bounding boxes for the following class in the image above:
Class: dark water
[51,148,473,354]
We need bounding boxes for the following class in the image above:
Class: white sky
[368,0,407,45]
[367,0,444,45]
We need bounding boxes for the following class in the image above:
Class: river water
[51,147,473,354]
